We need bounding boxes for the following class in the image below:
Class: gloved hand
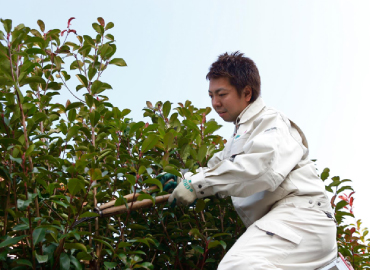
[156,173,178,192]
[168,172,197,206]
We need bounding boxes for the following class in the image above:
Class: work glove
[156,173,178,192]
[168,172,197,206]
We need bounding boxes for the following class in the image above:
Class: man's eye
[219,94,226,97]
[209,95,213,99]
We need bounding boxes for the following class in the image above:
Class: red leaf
[97,17,105,27]
[67,17,76,28]
[349,197,354,206]
[330,196,336,207]
[61,30,67,36]
[68,29,77,35]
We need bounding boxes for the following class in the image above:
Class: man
[168,52,337,269]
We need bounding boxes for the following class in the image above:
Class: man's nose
[212,97,221,108]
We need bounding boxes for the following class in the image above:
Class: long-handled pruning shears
[71,178,177,228]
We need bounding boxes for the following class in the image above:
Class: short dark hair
[206,51,261,102]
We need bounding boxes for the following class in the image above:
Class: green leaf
[143,178,163,192]
[25,144,35,157]
[13,223,29,231]
[105,22,114,30]
[17,258,33,267]
[207,240,224,249]
[109,58,127,66]
[197,144,208,162]
[211,233,232,239]
[60,253,70,270]
[141,134,159,153]
[125,174,136,186]
[104,262,117,269]
[33,227,46,246]
[335,200,349,211]
[66,125,80,141]
[70,60,83,70]
[78,45,91,57]
[321,168,330,180]
[10,155,22,165]
[127,224,147,230]
[88,67,97,80]
[85,94,94,107]
[188,228,202,239]
[66,102,84,111]
[75,74,88,87]
[138,165,146,175]
[183,119,200,132]
[17,198,32,211]
[205,120,221,135]
[118,242,132,249]
[67,178,86,196]
[337,185,354,194]
[91,80,112,94]
[89,110,100,127]
[114,195,126,207]
[137,193,155,206]
[83,35,95,46]
[64,243,87,252]
[163,101,171,118]
[191,245,204,254]
[0,235,27,248]
[92,23,104,34]
[105,34,114,41]
[163,166,182,178]
[25,48,46,55]
[76,251,92,261]
[70,255,82,270]
[138,262,154,269]
[1,19,12,33]
[37,19,45,32]
[94,239,114,252]
[35,253,48,263]
[195,199,206,213]
[79,212,99,219]
[68,109,76,122]
[22,76,46,84]
[163,132,174,150]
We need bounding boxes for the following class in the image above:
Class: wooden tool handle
[98,194,171,217]
[98,185,158,210]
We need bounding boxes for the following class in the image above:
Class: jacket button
[200,191,204,195]
[198,185,202,188]
[318,202,321,206]
[309,200,313,204]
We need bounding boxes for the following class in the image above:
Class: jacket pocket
[226,134,250,160]
[255,220,302,245]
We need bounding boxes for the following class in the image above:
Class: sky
[2,0,370,228]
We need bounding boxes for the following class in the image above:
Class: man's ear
[243,86,252,102]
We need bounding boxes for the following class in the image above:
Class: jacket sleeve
[191,112,307,198]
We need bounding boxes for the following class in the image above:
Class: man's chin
[220,116,234,122]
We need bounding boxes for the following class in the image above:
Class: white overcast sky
[3,0,370,228]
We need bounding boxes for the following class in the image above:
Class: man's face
[209,77,251,123]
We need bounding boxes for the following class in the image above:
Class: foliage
[0,17,243,269]
[321,168,370,268]
[0,17,369,270]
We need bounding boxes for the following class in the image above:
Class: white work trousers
[218,202,337,270]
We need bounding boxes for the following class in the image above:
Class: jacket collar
[235,97,265,126]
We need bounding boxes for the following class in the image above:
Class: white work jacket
[191,97,331,228]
